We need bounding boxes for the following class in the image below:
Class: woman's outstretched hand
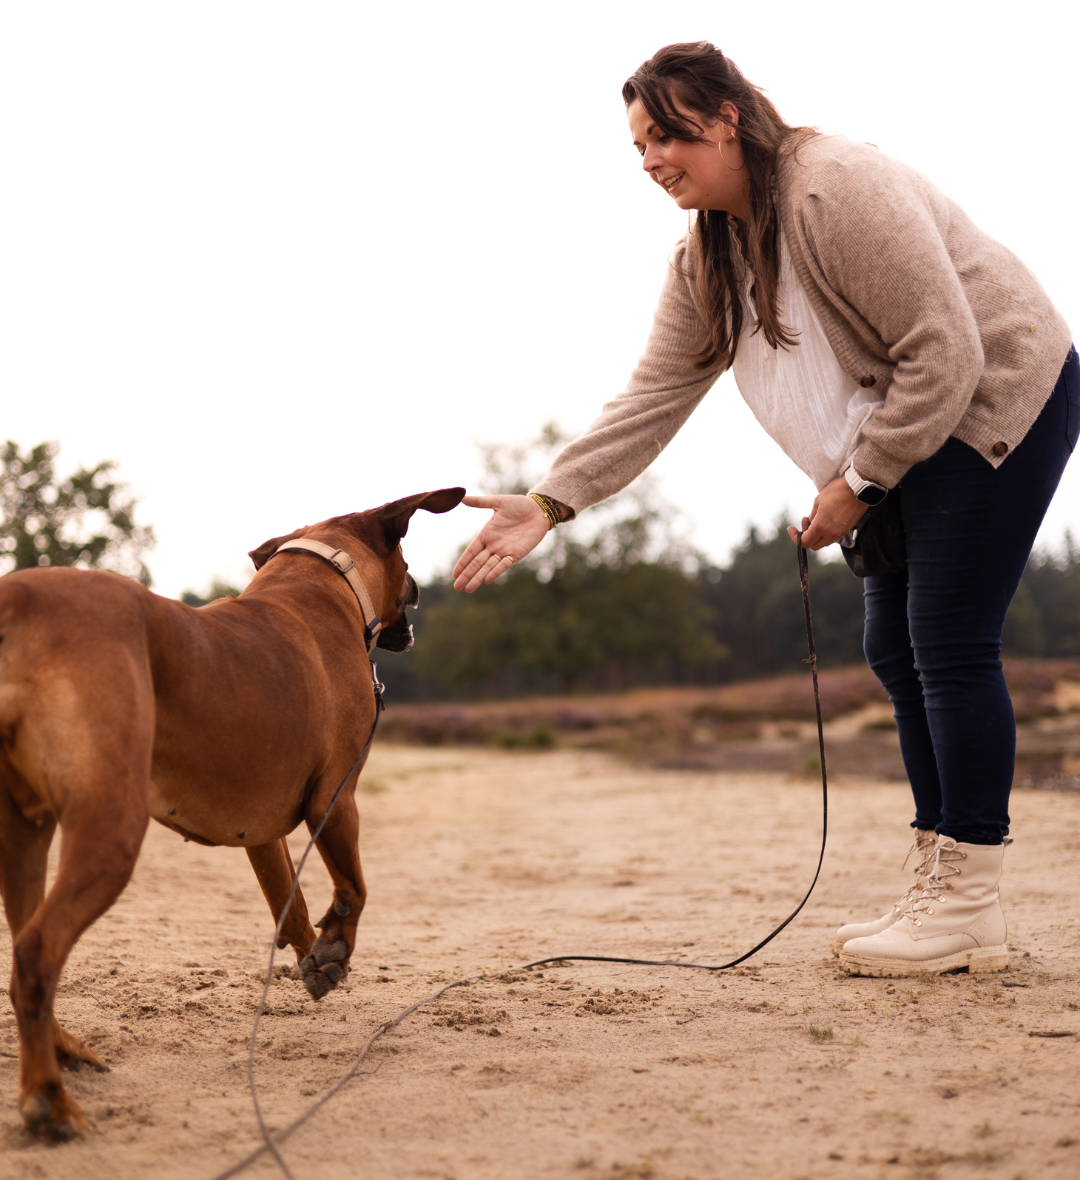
[452,494,552,593]
[787,475,866,550]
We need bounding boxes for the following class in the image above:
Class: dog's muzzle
[376,618,414,653]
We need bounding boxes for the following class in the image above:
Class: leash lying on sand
[524,536,828,972]
[213,974,481,1180]
[217,537,827,1180]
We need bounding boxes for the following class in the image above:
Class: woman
[452,42,1077,977]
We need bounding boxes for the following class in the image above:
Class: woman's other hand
[786,475,866,550]
[452,494,552,592]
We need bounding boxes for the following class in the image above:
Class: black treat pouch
[840,487,906,577]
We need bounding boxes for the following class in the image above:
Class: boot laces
[902,840,966,926]
[890,832,939,915]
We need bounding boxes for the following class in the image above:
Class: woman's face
[628,97,749,219]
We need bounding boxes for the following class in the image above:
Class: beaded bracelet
[528,493,562,531]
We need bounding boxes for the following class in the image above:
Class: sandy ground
[2,745,1080,1180]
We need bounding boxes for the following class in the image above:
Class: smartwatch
[844,463,888,506]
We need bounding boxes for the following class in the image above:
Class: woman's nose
[641,143,663,172]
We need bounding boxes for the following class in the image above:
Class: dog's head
[248,487,464,651]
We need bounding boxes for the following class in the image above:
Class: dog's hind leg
[298,788,367,1000]
[0,771,55,944]
[2,651,153,1140]
[246,837,317,961]
[0,782,108,1076]
[10,793,147,1139]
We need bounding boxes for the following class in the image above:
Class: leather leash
[270,539,384,651]
[521,534,829,972]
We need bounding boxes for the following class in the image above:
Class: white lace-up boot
[839,837,1010,977]
[832,829,938,955]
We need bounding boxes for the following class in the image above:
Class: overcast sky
[1,1,1077,596]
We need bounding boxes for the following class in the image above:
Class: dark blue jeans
[863,349,1079,844]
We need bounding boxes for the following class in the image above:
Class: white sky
[1,1,1077,596]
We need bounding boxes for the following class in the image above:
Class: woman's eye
[636,146,645,156]
[657,135,671,145]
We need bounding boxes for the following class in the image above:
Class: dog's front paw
[299,938,348,1000]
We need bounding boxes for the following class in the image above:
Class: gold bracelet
[528,492,561,531]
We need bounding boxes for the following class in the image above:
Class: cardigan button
[859,375,877,388]
[992,441,1009,456]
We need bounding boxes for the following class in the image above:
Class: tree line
[372,426,1080,700]
[377,520,1080,702]
[1,435,1076,698]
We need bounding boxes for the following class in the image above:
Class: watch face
[856,484,888,506]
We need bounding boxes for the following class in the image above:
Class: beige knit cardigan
[533,134,1072,513]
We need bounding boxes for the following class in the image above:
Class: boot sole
[838,944,1009,978]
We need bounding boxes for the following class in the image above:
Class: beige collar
[270,538,383,652]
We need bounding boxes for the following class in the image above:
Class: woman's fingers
[787,516,812,545]
[454,543,520,593]
[452,535,488,580]
[461,494,504,510]
[483,554,517,584]
[461,550,511,593]
[466,554,499,593]
[453,547,490,590]
[800,514,833,550]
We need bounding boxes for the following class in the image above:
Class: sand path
[2,746,1079,1179]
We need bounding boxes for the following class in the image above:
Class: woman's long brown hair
[623,42,813,370]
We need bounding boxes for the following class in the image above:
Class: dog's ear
[371,487,466,549]
[248,526,308,571]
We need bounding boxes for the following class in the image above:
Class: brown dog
[0,487,464,1139]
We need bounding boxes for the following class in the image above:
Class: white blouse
[731,241,884,491]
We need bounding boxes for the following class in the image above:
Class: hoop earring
[718,133,735,168]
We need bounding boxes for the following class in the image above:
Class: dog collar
[270,539,383,651]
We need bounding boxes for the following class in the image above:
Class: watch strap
[844,463,888,503]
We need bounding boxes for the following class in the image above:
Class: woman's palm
[452,494,551,592]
